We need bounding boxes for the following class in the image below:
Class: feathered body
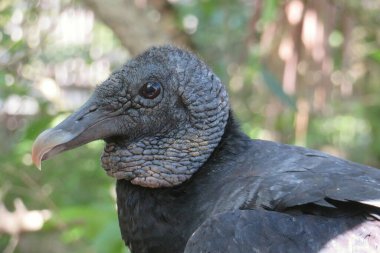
[117,115,380,252]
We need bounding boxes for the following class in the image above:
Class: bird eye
[140,81,161,99]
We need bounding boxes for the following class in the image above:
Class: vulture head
[32,46,229,188]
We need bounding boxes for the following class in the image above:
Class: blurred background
[0,0,379,252]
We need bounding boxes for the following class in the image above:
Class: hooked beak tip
[32,155,42,170]
[31,144,43,170]
[31,128,76,170]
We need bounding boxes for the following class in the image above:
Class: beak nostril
[89,105,98,112]
[76,105,99,122]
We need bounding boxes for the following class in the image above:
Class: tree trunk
[81,0,191,55]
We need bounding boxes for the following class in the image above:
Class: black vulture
[32,45,380,253]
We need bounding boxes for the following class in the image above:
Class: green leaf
[93,220,128,253]
[260,66,296,109]
[368,50,380,63]
[261,0,279,23]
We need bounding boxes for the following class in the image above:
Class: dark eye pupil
[140,82,161,99]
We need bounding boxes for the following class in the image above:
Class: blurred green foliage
[0,0,379,252]
[0,0,127,252]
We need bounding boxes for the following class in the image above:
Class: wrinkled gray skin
[97,47,229,187]
[33,46,380,253]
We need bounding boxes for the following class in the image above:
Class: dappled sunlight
[302,9,318,51]
[53,8,94,46]
[285,0,303,25]
[0,3,126,115]
[1,95,39,116]
[182,14,198,34]
[0,1,128,252]
[319,115,371,148]
[0,198,51,234]
[0,0,379,252]
[0,198,51,253]
[38,78,60,101]
[279,36,297,95]
[295,99,309,146]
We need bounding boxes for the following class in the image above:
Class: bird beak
[32,98,119,169]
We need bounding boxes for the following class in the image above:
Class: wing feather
[184,210,380,253]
